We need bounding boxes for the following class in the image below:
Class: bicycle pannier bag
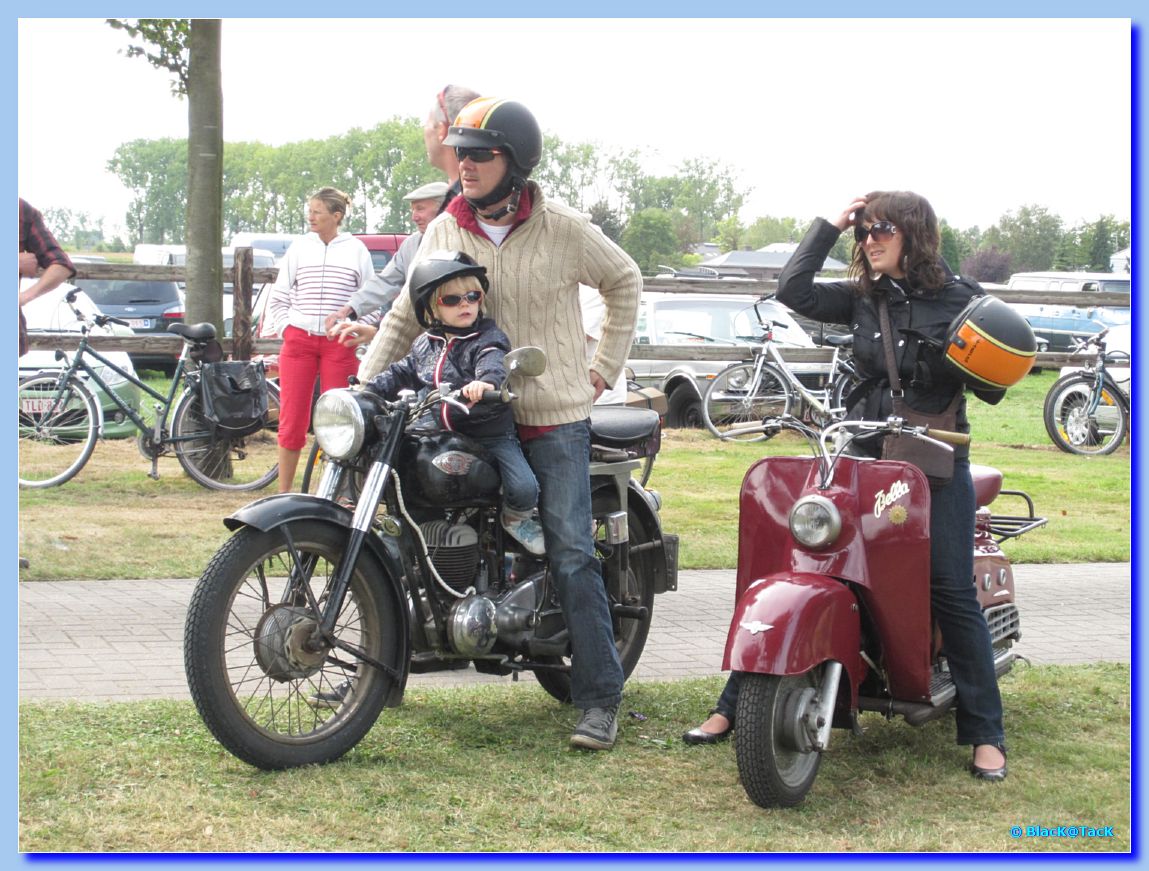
[200,360,269,437]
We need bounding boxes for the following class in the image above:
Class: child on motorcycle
[365,250,545,555]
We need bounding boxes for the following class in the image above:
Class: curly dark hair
[849,190,947,295]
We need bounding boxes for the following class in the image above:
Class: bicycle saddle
[169,322,218,341]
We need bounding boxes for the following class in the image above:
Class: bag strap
[878,293,962,415]
[876,294,904,398]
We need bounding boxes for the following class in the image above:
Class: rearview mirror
[505,346,547,378]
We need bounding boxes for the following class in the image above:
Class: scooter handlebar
[926,428,970,447]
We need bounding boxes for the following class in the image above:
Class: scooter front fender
[723,572,865,707]
[223,493,411,706]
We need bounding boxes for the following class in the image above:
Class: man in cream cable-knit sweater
[358,97,641,751]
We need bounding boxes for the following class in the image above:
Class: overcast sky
[16,17,1134,237]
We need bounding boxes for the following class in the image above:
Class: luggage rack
[984,489,1048,542]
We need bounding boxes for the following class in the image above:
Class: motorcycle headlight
[313,389,366,460]
[789,495,841,549]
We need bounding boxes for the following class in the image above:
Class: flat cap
[403,181,449,203]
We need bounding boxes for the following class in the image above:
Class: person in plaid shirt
[19,198,75,356]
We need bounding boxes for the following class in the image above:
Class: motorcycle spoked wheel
[532,497,656,704]
[734,669,823,808]
[184,522,405,770]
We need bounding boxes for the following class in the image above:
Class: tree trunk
[185,19,223,333]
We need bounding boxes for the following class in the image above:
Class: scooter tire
[734,671,823,808]
[184,522,405,770]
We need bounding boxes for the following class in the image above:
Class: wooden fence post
[232,246,254,360]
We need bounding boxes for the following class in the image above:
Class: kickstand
[149,455,160,480]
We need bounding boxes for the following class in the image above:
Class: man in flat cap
[325,180,449,336]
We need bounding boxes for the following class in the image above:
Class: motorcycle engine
[420,519,480,592]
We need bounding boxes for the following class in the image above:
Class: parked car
[72,277,184,375]
[355,233,409,272]
[627,292,815,428]
[1006,271,1130,353]
[19,281,140,439]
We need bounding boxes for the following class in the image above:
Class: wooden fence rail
[27,256,1126,370]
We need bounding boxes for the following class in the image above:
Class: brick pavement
[18,563,1131,702]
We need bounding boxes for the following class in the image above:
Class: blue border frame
[9,8,1143,866]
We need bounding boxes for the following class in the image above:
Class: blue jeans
[520,420,624,710]
[474,431,539,515]
[715,459,1005,748]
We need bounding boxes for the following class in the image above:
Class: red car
[354,233,409,272]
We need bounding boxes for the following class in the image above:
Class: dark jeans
[473,431,538,516]
[715,459,1005,748]
[521,420,624,710]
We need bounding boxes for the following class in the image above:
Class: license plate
[127,318,153,329]
[21,397,55,415]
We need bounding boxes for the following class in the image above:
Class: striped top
[267,232,375,336]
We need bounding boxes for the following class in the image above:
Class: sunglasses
[854,220,898,244]
[438,290,484,307]
[455,147,503,164]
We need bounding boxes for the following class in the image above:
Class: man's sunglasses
[455,147,503,164]
[854,220,898,244]
[438,290,484,307]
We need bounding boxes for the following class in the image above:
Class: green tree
[107,138,188,243]
[673,157,746,246]
[981,204,1063,273]
[744,215,800,249]
[714,216,744,253]
[939,220,964,272]
[620,208,682,273]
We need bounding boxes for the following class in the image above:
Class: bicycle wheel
[172,380,281,490]
[703,362,793,442]
[829,368,862,419]
[18,374,100,489]
[1042,374,1128,456]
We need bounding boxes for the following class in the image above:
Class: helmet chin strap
[466,171,525,222]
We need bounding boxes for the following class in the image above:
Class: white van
[229,232,302,264]
[132,243,186,265]
[1006,271,1130,352]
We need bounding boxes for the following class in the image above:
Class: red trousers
[276,326,359,451]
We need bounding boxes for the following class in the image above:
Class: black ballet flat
[970,746,1008,782]
[682,710,733,745]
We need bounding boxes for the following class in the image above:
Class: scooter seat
[589,406,661,449]
[970,464,1003,508]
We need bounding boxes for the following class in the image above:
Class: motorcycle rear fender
[590,477,678,594]
[723,572,864,708]
[223,494,411,706]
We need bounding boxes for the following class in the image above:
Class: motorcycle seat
[589,406,662,449]
[970,464,1003,508]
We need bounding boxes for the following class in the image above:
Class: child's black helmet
[409,250,489,328]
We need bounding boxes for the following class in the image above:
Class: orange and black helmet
[444,97,542,177]
[944,295,1037,390]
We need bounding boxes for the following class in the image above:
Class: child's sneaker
[502,511,546,556]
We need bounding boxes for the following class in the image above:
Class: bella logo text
[873,480,910,518]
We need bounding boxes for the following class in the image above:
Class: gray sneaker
[570,704,619,751]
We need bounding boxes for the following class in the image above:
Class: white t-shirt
[579,284,628,405]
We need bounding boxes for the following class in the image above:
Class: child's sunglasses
[438,290,484,307]
[854,220,898,244]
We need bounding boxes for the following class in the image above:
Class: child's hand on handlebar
[461,380,497,404]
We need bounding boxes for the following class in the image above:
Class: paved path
[19,564,1130,702]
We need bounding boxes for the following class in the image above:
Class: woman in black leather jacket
[684,191,1008,782]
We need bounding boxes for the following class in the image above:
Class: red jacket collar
[447,184,534,242]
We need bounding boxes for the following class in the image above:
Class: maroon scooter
[720,415,1046,808]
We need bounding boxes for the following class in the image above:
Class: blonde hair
[430,274,485,319]
[310,186,352,224]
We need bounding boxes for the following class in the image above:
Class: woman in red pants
[266,187,378,491]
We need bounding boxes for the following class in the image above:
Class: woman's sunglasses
[438,290,484,307]
[854,220,898,244]
[455,147,503,164]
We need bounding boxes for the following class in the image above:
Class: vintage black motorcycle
[184,348,677,770]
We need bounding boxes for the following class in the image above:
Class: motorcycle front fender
[723,572,865,707]
[223,493,411,706]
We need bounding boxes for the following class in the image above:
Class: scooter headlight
[789,495,841,549]
[313,389,365,460]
